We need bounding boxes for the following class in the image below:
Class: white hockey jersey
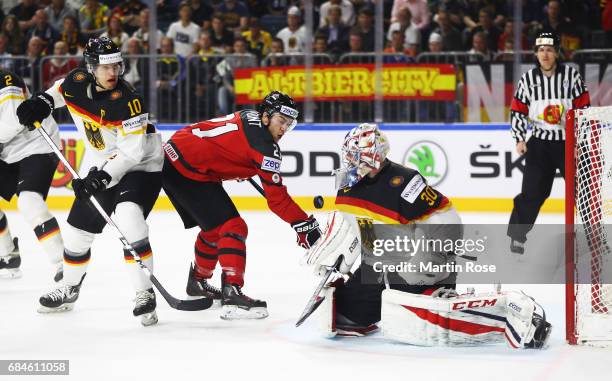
[45,68,163,187]
[0,70,60,164]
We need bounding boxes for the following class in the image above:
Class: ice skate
[186,263,221,307]
[38,274,85,313]
[220,273,268,320]
[133,288,158,326]
[0,238,22,279]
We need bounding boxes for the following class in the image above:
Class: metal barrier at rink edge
[0,49,610,124]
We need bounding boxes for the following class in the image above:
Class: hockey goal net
[566,107,612,346]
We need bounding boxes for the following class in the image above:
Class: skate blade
[139,311,158,326]
[220,305,269,320]
[0,268,22,279]
[37,303,75,313]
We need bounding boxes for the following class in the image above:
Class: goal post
[565,107,612,346]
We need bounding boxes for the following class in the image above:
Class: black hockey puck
[313,195,324,209]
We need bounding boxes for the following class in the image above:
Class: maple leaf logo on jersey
[538,104,564,125]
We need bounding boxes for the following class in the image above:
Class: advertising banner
[234,64,456,104]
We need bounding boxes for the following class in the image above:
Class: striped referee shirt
[510,64,590,142]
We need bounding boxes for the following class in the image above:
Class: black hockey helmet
[258,91,299,130]
[534,31,560,53]
[83,36,125,75]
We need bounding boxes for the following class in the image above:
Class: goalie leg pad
[381,289,507,346]
[317,285,338,338]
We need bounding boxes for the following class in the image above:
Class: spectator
[468,30,491,60]
[44,0,77,33]
[131,9,164,51]
[110,0,146,35]
[78,0,110,37]
[463,0,506,30]
[604,0,612,48]
[466,8,502,52]
[208,13,234,53]
[497,18,527,51]
[384,29,415,56]
[58,14,86,55]
[157,36,182,120]
[432,9,463,51]
[41,40,79,88]
[387,6,420,55]
[215,0,249,32]
[189,30,219,120]
[215,37,255,114]
[354,7,374,52]
[241,17,272,60]
[314,33,328,54]
[2,15,25,55]
[319,0,355,28]
[244,0,268,18]
[348,28,364,53]
[540,0,581,53]
[18,36,45,90]
[266,0,290,16]
[391,0,431,30]
[428,31,443,52]
[263,37,289,66]
[101,14,129,51]
[9,0,39,31]
[123,37,149,96]
[276,6,306,53]
[189,0,214,29]
[0,33,14,71]
[26,9,59,55]
[166,2,201,57]
[316,4,350,55]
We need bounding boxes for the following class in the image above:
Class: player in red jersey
[162,91,322,319]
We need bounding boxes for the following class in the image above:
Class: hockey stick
[295,255,343,327]
[33,122,212,311]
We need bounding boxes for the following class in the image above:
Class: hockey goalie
[302,123,551,349]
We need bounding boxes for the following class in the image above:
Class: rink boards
[0,123,564,213]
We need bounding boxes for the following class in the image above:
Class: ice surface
[1,210,611,380]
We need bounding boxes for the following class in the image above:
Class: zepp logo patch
[261,156,281,173]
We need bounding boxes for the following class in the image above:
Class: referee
[508,31,590,254]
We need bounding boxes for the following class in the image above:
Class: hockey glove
[292,216,322,249]
[16,92,55,130]
[72,167,111,200]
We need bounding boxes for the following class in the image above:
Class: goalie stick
[33,121,213,311]
[295,255,343,327]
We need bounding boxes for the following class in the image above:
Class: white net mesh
[573,106,612,344]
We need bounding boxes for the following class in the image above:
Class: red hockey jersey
[164,110,308,224]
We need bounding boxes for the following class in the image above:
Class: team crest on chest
[83,120,105,150]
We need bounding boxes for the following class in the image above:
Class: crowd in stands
[0,0,609,121]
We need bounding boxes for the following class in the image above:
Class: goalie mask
[258,91,299,131]
[334,123,390,189]
[83,37,125,78]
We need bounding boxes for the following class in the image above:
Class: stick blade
[295,296,325,327]
[150,275,214,311]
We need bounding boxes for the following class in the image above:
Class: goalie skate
[0,238,22,279]
[133,288,158,326]
[220,273,268,320]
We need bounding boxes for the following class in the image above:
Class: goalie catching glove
[303,211,361,276]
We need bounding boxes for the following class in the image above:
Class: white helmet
[334,123,390,189]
